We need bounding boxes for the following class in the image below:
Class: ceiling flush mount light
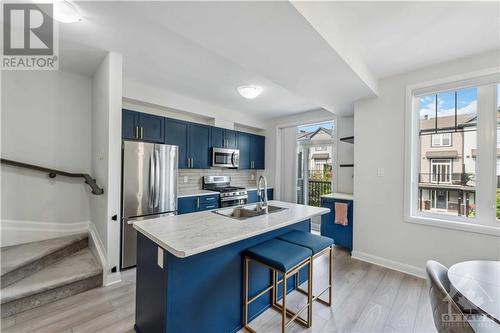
[237,85,263,99]
[53,0,83,23]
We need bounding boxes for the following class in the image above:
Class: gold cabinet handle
[140,127,144,139]
[135,126,139,139]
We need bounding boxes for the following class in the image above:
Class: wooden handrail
[0,158,104,195]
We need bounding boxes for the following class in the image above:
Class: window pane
[457,88,477,130]
[418,89,476,218]
[437,91,455,131]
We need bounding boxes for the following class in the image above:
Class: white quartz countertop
[133,200,329,258]
[321,192,354,200]
[178,189,219,198]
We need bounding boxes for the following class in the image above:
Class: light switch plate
[157,247,164,268]
[377,168,385,177]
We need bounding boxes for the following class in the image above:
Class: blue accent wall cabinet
[320,196,353,251]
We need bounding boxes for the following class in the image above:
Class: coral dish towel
[334,202,349,226]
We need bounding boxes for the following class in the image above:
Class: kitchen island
[133,200,329,333]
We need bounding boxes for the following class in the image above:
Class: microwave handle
[231,151,236,166]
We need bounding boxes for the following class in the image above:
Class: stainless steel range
[203,176,248,207]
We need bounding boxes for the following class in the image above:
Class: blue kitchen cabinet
[211,127,237,149]
[251,134,265,169]
[188,124,211,169]
[247,190,259,203]
[237,132,251,169]
[122,109,164,143]
[138,113,164,143]
[320,197,353,251]
[122,109,138,140]
[178,197,198,214]
[247,188,273,203]
[178,194,219,214]
[165,118,189,169]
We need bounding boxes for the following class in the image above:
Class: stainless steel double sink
[213,204,287,220]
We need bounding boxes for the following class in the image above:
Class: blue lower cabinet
[247,188,273,203]
[178,195,220,214]
[320,197,353,251]
[247,190,259,203]
[178,197,198,215]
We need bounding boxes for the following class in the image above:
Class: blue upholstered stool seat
[245,239,312,272]
[277,230,333,255]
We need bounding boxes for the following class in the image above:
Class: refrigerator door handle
[148,152,155,208]
[154,148,160,208]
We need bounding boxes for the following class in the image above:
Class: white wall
[337,116,354,194]
[1,71,92,229]
[90,52,123,285]
[353,50,500,276]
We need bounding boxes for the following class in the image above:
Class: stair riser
[1,238,88,288]
[1,274,102,318]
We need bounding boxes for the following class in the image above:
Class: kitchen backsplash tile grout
[178,169,263,191]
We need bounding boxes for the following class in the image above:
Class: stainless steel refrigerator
[121,141,178,269]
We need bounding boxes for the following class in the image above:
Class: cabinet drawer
[199,202,219,211]
[199,195,219,204]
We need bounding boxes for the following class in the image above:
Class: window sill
[405,215,500,237]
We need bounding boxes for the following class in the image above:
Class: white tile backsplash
[178,169,261,192]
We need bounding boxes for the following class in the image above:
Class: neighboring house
[418,112,500,216]
[297,127,333,176]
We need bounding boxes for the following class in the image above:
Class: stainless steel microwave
[211,148,239,168]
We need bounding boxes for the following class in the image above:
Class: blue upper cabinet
[211,127,237,149]
[138,113,164,143]
[122,109,164,143]
[237,132,251,169]
[165,118,189,169]
[188,123,211,169]
[251,134,265,170]
[122,109,139,140]
[238,132,265,170]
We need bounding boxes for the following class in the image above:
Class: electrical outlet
[251,174,255,181]
[183,176,188,183]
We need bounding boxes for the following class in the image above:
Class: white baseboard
[0,219,89,247]
[88,222,107,277]
[351,250,426,279]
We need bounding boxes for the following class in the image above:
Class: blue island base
[135,219,311,333]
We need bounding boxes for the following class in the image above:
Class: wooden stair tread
[1,233,88,277]
[1,248,102,304]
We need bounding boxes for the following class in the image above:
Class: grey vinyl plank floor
[2,247,437,333]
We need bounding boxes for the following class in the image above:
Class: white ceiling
[293,1,500,79]
[55,1,499,120]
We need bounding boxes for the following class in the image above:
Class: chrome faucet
[257,175,268,211]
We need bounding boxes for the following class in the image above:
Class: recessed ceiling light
[237,85,263,99]
[54,1,83,23]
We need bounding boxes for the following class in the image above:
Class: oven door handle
[220,195,248,202]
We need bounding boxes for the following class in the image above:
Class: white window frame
[404,69,500,236]
[431,133,452,147]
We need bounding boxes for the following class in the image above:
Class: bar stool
[277,230,334,307]
[243,239,313,333]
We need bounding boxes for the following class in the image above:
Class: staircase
[0,233,103,318]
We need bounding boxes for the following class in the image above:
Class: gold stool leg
[307,257,313,327]
[328,246,333,306]
[281,271,287,333]
[243,256,249,328]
